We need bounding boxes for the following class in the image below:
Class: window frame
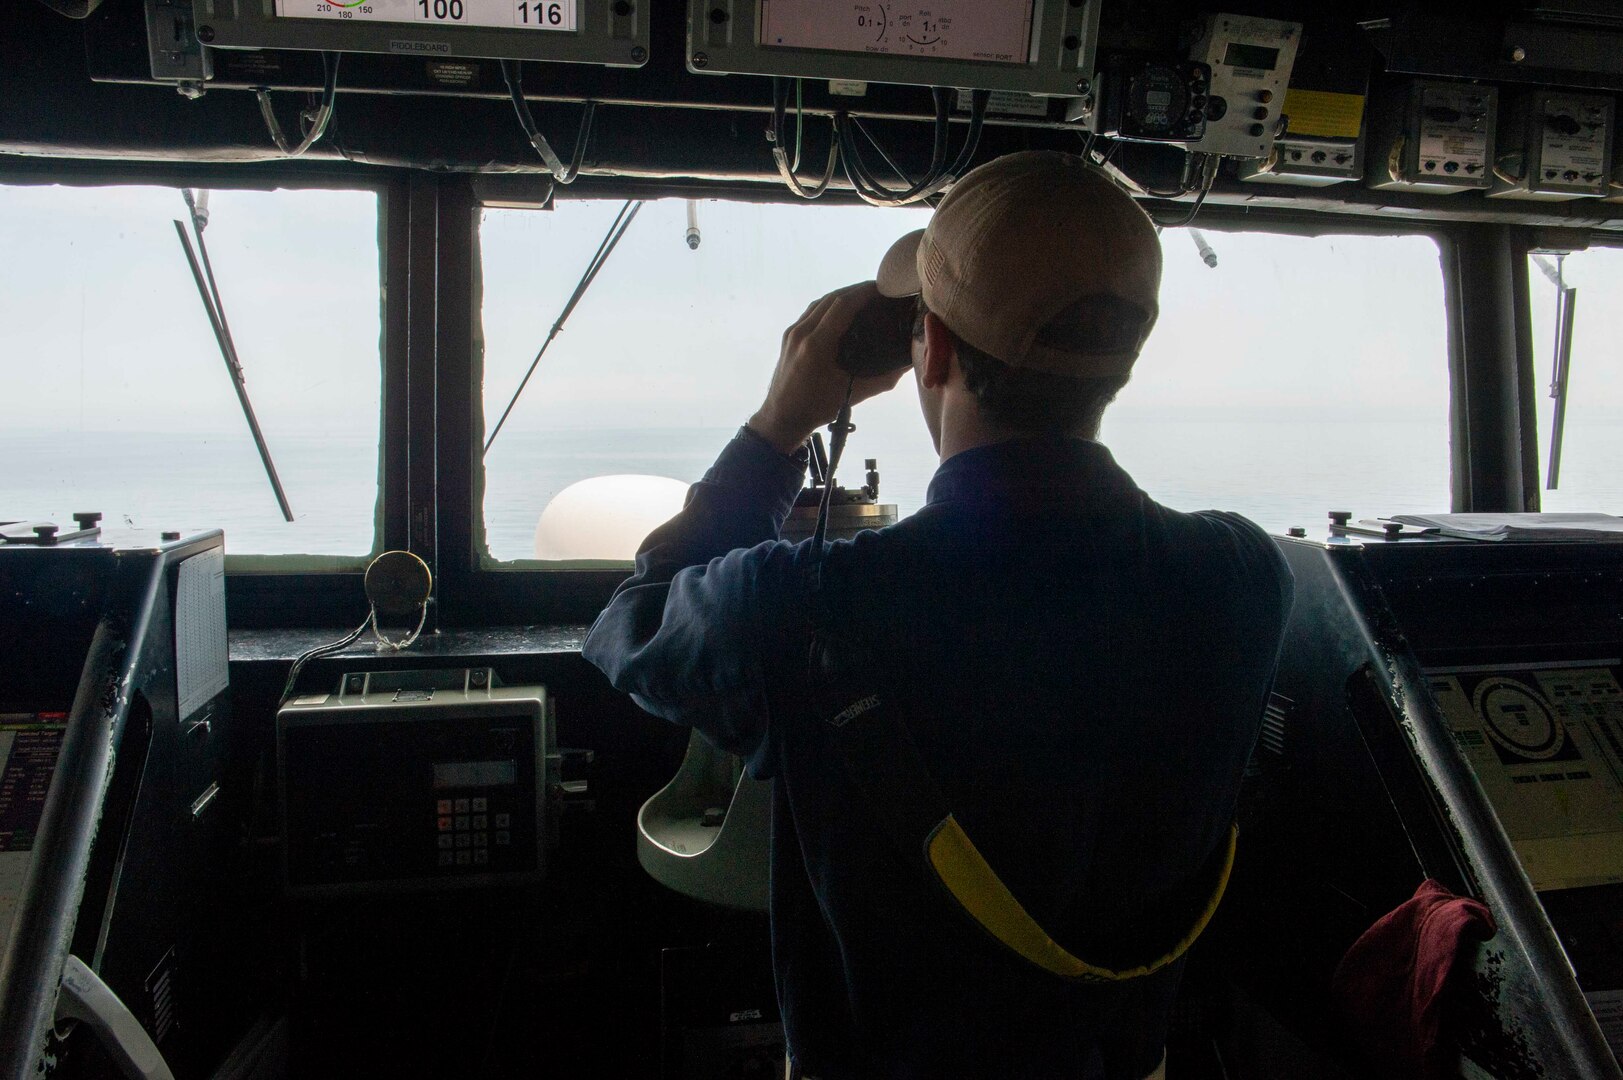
[0,158,410,629]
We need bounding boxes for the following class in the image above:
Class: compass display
[273,0,576,32]
[758,1,1036,65]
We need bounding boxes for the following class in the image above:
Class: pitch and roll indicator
[758,1,1036,65]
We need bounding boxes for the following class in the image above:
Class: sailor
[583,151,1294,1080]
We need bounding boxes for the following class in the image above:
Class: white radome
[533,474,690,561]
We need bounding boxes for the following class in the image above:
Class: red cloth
[1330,879,1498,1080]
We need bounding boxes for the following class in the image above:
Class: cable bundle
[500,59,597,184]
[769,80,990,206]
[255,52,340,158]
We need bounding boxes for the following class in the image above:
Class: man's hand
[747,282,909,456]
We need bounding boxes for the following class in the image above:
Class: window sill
[229,624,593,664]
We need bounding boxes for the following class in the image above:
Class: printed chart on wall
[0,714,69,943]
[1427,662,1623,892]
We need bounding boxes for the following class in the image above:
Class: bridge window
[0,183,384,561]
[1108,228,1450,533]
[478,200,1449,565]
[1529,246,1623,512]
[477,197,929,565]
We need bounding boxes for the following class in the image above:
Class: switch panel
[1241,135,1362,187]
[1371,80,1497,194]
[1490,91,1615,201]
[1185,14,1302,159]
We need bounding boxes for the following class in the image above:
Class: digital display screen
[1429,663,1623,892]
[758,1,1035,66]
[273,0,576,32]
[433,759,518,789]
[1222,42,1280,71]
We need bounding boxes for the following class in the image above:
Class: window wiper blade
[484,199,644,457]
[1545,269,1578,492]
[173,194,295,522]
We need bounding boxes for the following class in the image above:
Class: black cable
[255,52,339,157]
[850,119,943,210]
[791,77,805,173]
[941,89,990,179]
[485,200,643,455]
[838,93,945,204]
[837,88,951,206]
[855,88,985,190]
[811,379,858,588]
[771,77,839,199]
[838,88,988,207]
[501,59,596,184]
[279,617,370,707]
[1152,158,1218,228]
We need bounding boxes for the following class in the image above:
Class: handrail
[1365,575,1622,1079]
[0,552,164,1079]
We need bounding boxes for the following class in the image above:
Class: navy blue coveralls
[583,428,1294,1079]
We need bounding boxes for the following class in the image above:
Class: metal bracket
[143,0,211,95]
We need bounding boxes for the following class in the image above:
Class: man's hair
[912,300,1129,437]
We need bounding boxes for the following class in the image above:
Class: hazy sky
[4,183,1617,435]
[477,197,1465,434]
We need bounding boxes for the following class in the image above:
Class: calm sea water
[4,416,1620,559]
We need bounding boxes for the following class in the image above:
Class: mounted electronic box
[277,669,558,896]
[190,0,648,65]
[1184,13,1301,159]
[685,0,1099,96]
[1239,31,1369,187]
[1371,80,1498,194]
[1490,90,1616,202]
[1078,55,1213,144]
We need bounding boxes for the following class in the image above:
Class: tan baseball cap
[875,150,1162,378]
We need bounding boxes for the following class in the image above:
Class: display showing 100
[414,0,565,21]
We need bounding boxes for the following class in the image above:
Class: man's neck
[934,406,1094,464]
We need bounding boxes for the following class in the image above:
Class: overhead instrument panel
[274,0,577,32]
[689,0,1099,96]
[1370,80,1498,193]
[1490,90,1615,201]
[192,0,645,65]
[758,1,1034,65]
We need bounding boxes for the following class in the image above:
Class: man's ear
[920,311,956,390]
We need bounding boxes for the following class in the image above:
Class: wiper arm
[173,192,295,522]
[485,199,644,457]
[1535,254,1578,492]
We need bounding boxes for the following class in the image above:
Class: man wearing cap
[583,152,1293,1079]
